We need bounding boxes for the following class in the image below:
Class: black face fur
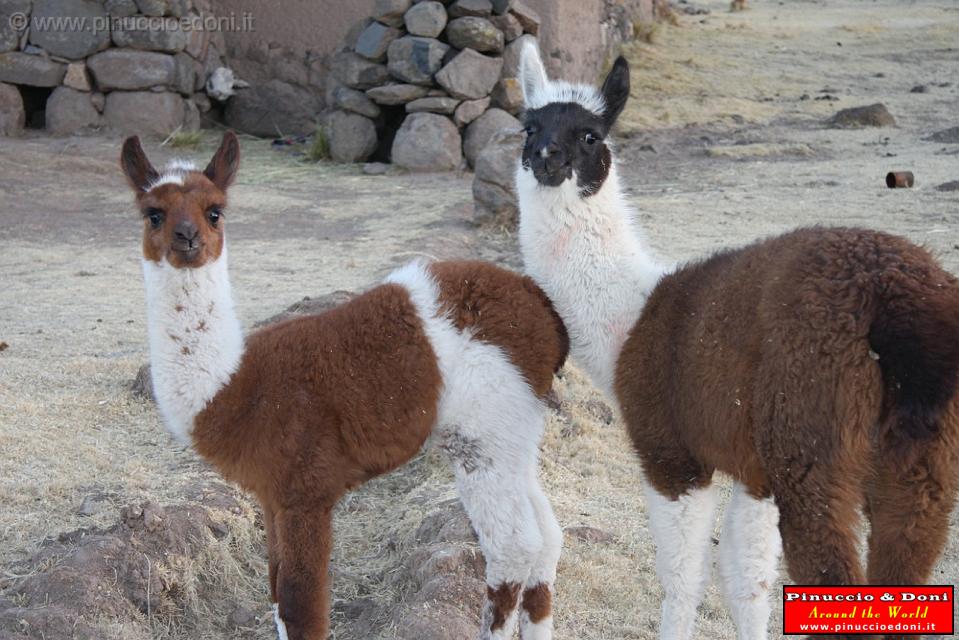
[521,56,631,196]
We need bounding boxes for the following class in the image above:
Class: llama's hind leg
[519,469,562,639]
[717,482,781,640]
[273,505,334,640]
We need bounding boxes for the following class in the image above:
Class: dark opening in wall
[370,105,406,163]
[18,86,54,129]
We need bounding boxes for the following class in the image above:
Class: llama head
[518,42,630,195]
[121,131,240,269]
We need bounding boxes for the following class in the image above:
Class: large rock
[29,0,110,59]
[354,21,403,62]
[113,17,188,52]
[448,0,492,17]
[333,85,381,118]
[501,33,536,79]
[328,110,378,163]
[406,96,460,114]
[330,51,390,89]
[63,61,92,91]
[0,0,30,53]
[45,86,101,134]
[509,0,540,35]
[105,0,139,16]
[404,1,447,38]
[173,52,199,94]
[224,80,321,137]
[463,107,520,167]
[829,103,897,128]
[490,13,522,41]
[491,0,512,15]
[445,17,504,53]
[373,0,413,27]
[87,49,176,91]
[0,82,25,136]
[104,91,185,135]
[392,113,461,171]
[453,96,489,127]
[491,77,522,114]
[136,0,168,16]
[0,52,66,87]
[435,48,502,100]
[473,128,523,222]
[366,83,430,105]
[387,36,449,85]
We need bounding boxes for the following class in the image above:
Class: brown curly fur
[616,226,959,591]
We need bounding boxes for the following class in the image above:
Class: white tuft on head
[146,159,199,192]
[519,42,606,116]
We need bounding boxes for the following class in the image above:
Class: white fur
[146,159,199,191]
[520,41,606,116]
[644,483,719,640]
[142,246,244,444]
[272,603,289,640]
[387,261,560,640]
[718,483,781,640]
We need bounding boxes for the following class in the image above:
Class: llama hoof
[272,603,289,640]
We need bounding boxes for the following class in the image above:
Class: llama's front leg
[643,481,719,640]
[519,470,562,639]
[262,503,280,603]
[273,506,334,640]
[718,482,781,640]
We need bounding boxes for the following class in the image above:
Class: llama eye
[584,133,598,145]
[524,125,537,136]
[207,208,222,227]
[145,208,164,229]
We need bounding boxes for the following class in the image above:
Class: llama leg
[643,481,719,640]
[717,482,781,640]
[263,503,280,603]
[273,506,334,640]
[519,470,562,640]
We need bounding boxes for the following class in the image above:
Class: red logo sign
[783,586,954,635]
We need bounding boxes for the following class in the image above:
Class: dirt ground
[1,0,957,638]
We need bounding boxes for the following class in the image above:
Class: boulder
[87,49,176,91]
[135,0,168,16]
[491,77,522,114]
[113,17,188,52]
[333,85,381,118]
[0,52,66,87]
[404,1,448,38]
[29,0,110,59]
[63,61,92,91]
[491,0,512,14]
[453,96,489,127]
[354,21,403,62]
[0,0,30,53]
[509,0,540,35]
[327,110,378,163]
[366,83,430,104]
[501,33,536,78]
[330,51,390,89]
[828,103,896,128]
[105,0,139,16]
[373,0,413,27]
[387,36,449,85]
[339,17,373,51]
[0,82,25,136]
[472,127,523,222]
[463,107,520,167]
[448,0,492,17]
[435,48,503,100]
[445,17,504,54]
[45,86,101,134]
[224,80,321,137]
[490,13,522,41]
[406,96,460,114]
[104,90,185,135]
[173,52,199,94]
[392,112,462,171]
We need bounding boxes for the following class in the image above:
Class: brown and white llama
[122,131,570,640]
[515,43,959,640]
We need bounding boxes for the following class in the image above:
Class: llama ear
[519,41,549,108]
[120,136,159,192]
[600,56,630,129]
[204,130,240,190]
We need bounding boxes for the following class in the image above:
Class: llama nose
[543,144,567,173]
[173,221,199,247]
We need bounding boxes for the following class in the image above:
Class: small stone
[406,96,460,114]
[29,0,111,59]
[182,96,199,131]
[105,0,139,16]
[45,86,101,134]
[936,180,959,192]
[501,33,536,78]
[473,127,522,222]
[135,0,168,16]
[366,83,430,105]
[445,17,504,53]
[453,96,489,127]
[910,84,928,94]
[63,61,91,91]
[328,110,378,163]
[373,0,414,27]
[331,51,390,89]
[435,48,503,100]
[926,126,959,143]
[333,85,381,118]
[340,17,373,51]
[226,606,255,629]
[491,77,522,114]
[472,178,514,223]
[104,90,185,135]
[387,36,449,85]
[78,493,110,516]
[191,91,210,113]
[87,49,176,91]
[355,21,403,62]
[509,0,540,35]
[224,79,321,137]
[491,0,512,14]
[490,13,523,41]
[564,526,616,545]
[0,52,66,87]
[173,52,198,94]
[392,112,462,171]
[113,17,188,52]
[404,1,448,38]
[90,91,105,112]
[363,162,391,175]
[448,0,493,18]
[0,81,25,136]
[463,107,520,167]
[828,103,896,128]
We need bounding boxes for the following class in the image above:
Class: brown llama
[122,131,570,640]
[516,42,959,640]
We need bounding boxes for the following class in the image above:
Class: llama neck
[517,164,665,397]
[142,247,244,445]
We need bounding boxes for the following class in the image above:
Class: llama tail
[868,271,959,442]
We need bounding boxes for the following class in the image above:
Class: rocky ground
[1,0,958,638]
